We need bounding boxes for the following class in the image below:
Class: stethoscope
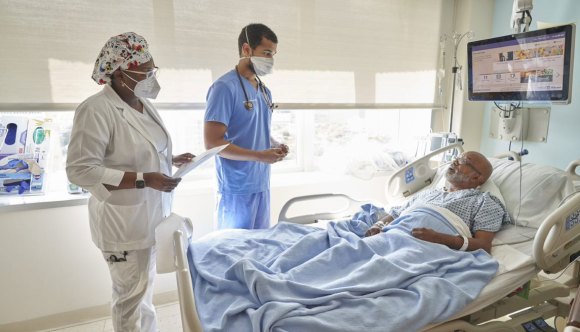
[235,65,277,111]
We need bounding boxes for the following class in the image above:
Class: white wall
[0,173,389,328]
[430,0,495,152]
[453,0,495,152]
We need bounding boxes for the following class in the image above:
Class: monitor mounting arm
[511,0,533,33]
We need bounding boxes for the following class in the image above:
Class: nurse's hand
[259,148,286,164]
[173,153,195,167]
[144,172,182,192]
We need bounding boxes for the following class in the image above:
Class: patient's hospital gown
[389,188,511,233]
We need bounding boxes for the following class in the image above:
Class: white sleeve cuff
[85,168,125,201]
[101,168,125,187]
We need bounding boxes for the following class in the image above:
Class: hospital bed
[156,144,580,331]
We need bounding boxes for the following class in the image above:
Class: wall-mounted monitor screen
[467,24,575,103]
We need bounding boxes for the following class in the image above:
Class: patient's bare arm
[364,214,395,237]
[411,228,495,254]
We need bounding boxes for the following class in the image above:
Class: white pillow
[479,179,506,206]
[489,158,575,228]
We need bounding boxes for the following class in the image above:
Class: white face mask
[243,26,275,76]
[250,56,274,76]
[123,73,161,99]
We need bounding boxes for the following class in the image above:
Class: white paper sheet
[172,144,229,178]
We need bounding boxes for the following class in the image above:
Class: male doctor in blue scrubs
[204,23,288,230]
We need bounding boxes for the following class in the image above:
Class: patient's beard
[445,171,470,188]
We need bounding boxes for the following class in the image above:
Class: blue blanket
[187,205,498,332]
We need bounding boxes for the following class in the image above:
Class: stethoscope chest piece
[236,65,275,112]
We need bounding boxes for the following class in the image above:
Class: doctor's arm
[204,121,285,164]
[66,106,181,199]
[103,172,180,193]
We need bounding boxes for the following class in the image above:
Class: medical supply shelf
[0,192,89,213]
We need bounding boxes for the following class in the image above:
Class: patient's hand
[412,228,472,252]
[365,215,393,237]
[411,228,442,243]
[364,225,383,237]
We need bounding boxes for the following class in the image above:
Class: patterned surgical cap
[91,32,152,85]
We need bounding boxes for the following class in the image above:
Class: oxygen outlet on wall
[498,109,528,141]
[489,106,549,142]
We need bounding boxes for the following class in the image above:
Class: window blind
[0,0,446,104]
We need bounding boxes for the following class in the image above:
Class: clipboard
[173,143,229,178]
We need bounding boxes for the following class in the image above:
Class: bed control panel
[521,318,557,332]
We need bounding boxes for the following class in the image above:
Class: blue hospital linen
[388,188,511,233]
[216,191,270,229]
[204,70,273,194]
[188,204,498,332]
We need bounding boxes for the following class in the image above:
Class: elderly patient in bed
[188,151,511,332]
[366,151,510,254]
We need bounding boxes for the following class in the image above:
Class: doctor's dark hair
[238,23,278,56]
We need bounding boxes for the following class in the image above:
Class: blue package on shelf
[0,154,45,195]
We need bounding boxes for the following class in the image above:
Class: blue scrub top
[204,70,273,194]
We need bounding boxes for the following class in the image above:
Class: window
[1,0,446,197]
[308,108,431,178]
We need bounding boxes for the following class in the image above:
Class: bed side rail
[566,160,580,182]
[534,191,580,273]
[174,229,203,332]
[385,143,464,203]
[278,193,368,224]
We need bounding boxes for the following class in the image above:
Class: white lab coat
[67,85,173,251]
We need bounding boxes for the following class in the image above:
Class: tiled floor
[45,302,182,332]
[42,304,560,332]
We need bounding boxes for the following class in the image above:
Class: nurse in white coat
[66,32,193,332]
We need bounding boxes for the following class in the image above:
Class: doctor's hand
[172,153,195,167]
[279,144,289,155]
[144,172,182,192]
[259,148,287,164]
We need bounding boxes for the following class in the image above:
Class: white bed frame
[158,145,580,332]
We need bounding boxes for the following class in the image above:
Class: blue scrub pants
[216,191,270,229]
